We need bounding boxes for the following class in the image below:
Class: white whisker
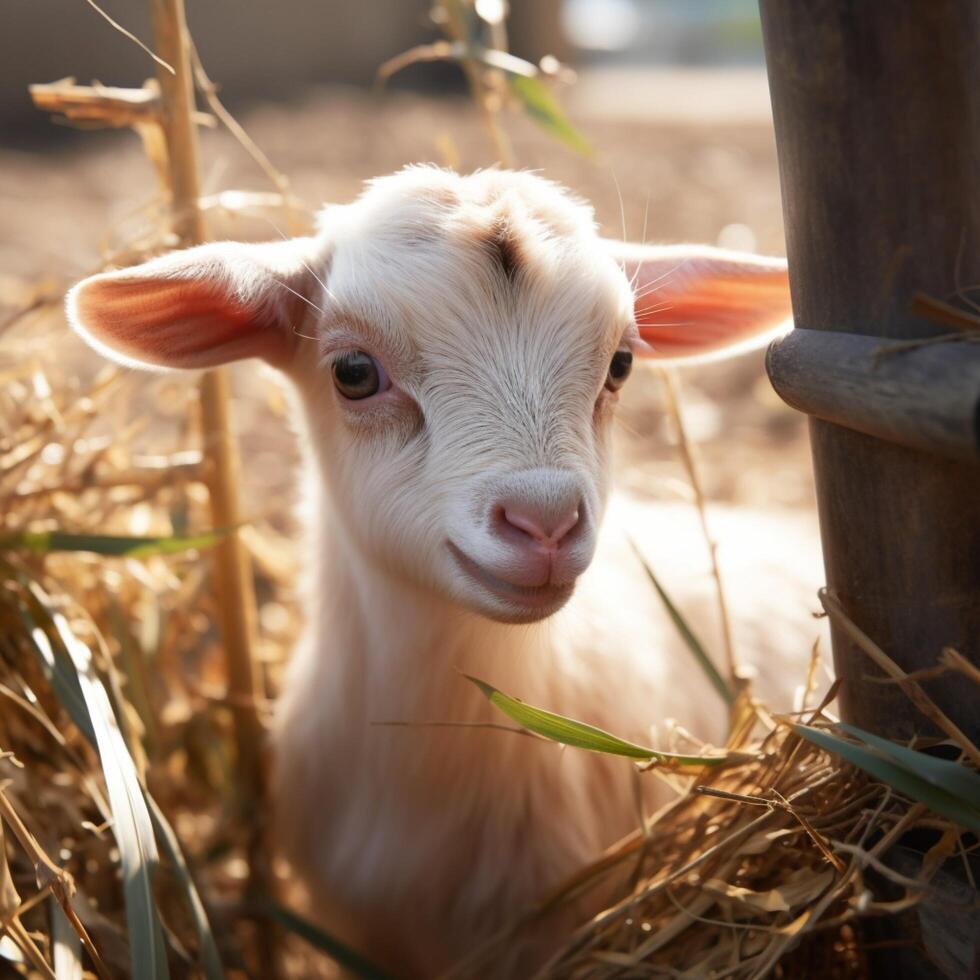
[632,281,676,301]
[291,322,319,341]
[632,260,688,298]
[627,192,654,291]
[272,276,327,316]
[263,215,338,304]
[611,168,628,245]
[640,190,651,248]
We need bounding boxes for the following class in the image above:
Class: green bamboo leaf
[631,545,736,707]
[508,74,592,156]
[792,724,980,835]
[837,723,980,807]
[466,675,732,767]
[14,597,97,746]
[16,578,168,979]
[0,528,227,557]
[146,796,224,980]
[16,575,222,975]
[45,606,169,979]
[264,900,396,980]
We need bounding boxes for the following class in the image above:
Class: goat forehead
[329,167,624,292]
[327,211,629,361]
[350,165,600,238]
[318,168,634,409]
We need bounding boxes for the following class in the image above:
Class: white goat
[67,167,822,977]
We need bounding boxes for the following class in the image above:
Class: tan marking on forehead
[479,215,523,283]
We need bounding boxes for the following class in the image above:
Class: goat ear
[606,241,792,362]
[66,237,323,371]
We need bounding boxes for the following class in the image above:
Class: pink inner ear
[76,276,286,370]
[634,268,792,359]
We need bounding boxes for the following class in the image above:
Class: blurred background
[2,0,812,515]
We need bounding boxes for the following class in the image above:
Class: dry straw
[3,2,978,977]
[13,279,976,980]
[438,645,980,979]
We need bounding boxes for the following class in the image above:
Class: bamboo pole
[759,3,980,974]
[767,327,980,461]
[149,0,205,245]
[442,0,514,167]
[148,0,272,970]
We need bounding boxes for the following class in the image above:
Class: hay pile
[0,279,306,976]
[3,295,977,979]
[435,669,978,980]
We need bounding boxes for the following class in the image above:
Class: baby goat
[68,167,821,977]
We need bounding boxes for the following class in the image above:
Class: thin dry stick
[82,0,174,74]
[3,917,55,980]
[942,647,980,687]
[912,292,980,333]
[30,79,164,128]
[441,0,514,166]
[0,788,73,893]
[659,367,740,691]
[188,40,307,237]
[748,801,929,980]
[0,781,112,976]
[819,589,980,768]
[147,0,274,973]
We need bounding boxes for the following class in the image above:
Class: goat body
[67,167,822,977]
[274,493,821,974]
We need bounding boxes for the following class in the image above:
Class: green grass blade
[46,612,169,979]
[631,546,735,706]
[264,901,397,980]
[11,565,227,975]
[507,75,592,156]
[146,795,224,980]
[792,724,980,835]
[837,722,980,807]
[14,599,97,746]
[18,578,169,979]
[0,528,227,557]
[466,675,732,767]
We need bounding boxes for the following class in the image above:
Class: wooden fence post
[759,4,980,974]
[758,1,980,743]
[149,0,273,971]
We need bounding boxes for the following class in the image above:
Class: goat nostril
[552,507,581,544]
[501,504,581,549]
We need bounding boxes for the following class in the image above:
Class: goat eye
[605,350,633,392]
[332,351,389,400]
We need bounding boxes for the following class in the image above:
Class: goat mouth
[446,541,574,614]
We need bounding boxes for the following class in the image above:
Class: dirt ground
[1,82,816,521]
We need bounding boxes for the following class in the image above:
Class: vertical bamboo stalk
[148,0,272,970]
[149,0,205,247]
[442,0,514,167]
[760,3,980,974]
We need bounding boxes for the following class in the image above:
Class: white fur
[66,167,823,978]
